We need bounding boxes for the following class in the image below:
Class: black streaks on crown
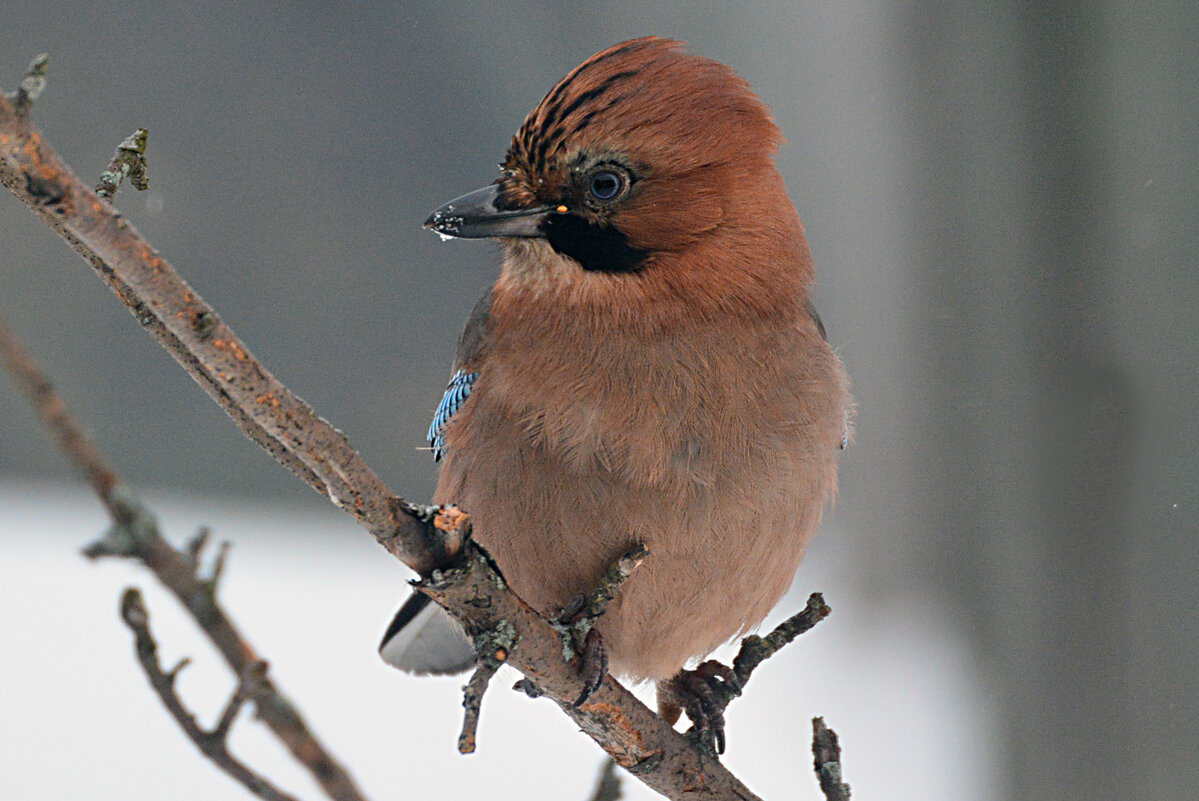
[531,73,634,168]
[542,213,648,274]
[537,38,646,118]
[510,40,654,176]
[499,39,662,274]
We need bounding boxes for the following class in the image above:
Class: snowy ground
[1,477,1000,800]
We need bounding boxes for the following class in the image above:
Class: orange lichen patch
[578,701,649,761]
[680,771,712,794]
[211,338,249,361]
[255,393,281,408]
[434,505,470,532]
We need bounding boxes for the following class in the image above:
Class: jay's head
[426,37,809,309]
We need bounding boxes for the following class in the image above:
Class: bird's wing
[378,291,496,677]
[805,300,852,450]
[426,291,493,461]
[427,369,477,461]
[805,299,828,342]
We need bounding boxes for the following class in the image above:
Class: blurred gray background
[2,3,1195,800]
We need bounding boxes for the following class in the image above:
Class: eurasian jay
[380,36,850,743]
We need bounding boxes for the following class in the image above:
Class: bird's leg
[657,660,744,755]
[656,594,833,755]
[512,587,602,702]
[551,591,609,707]
[549,544,649,707]
[576,626,608,705]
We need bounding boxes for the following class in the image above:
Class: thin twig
[0,316,368,801]
[458,657,502,755]
[0,318,120,510]
[457,612,518,754]
[0,81,781,800]
[214,660,270,741]
[560,544,649,648]
[185,527,210,569]
[732,592,831,685]
[120,588,301,801]
[554,544,648,706]
[95,127,149,198]
[811,717,851,801]
[669,592,832,750]
[5,54,48,117]
[586,760,623,801]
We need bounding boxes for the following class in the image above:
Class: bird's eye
[587,169,626,203]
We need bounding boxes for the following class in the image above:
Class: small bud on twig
[96,128,149,199]
[7,54,49,117]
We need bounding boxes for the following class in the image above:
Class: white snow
[0,477,1000,800]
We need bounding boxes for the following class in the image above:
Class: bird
[380,36,850,745]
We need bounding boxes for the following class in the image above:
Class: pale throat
[497,238,646,302]
[499,239,579,293]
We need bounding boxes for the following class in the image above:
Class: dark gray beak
[424,184,552,239]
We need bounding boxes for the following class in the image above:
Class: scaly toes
[658,660,744,754]
[573,627,608,706]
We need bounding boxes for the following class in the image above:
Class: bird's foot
[552,593,609,706]
[574,627,608,706]
[548,546,647,707]
[657,660,744,755]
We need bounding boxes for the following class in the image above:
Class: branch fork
[120,587,298,801]
[0,56,853,801]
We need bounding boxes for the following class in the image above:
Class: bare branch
[418,542,766,799]
[0,317,120,510]
[811,717,851,801]
[0,316,368,801]
[733,592,831,685]
[214,660,270,741]
[560,544,649,651]
[184,526,211,571]
[659,592,832,754]
[120,587,301,801]
[457,652,503,755]
[586,760,622,801]
[5,54,48,117]
[0,82,793,800]
[95,127,149,198]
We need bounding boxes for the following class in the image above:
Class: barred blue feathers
[427,369,477,461]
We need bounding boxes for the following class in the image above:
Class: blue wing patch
[428,369,477,461]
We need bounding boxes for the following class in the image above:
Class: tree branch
[0,316,369,801]
[586,759,623,801]
[3,53,48,117]
[0,63,835,800]
[0,99,445,574]
[95,127,149,198]
[120,587,300,801]
[811,718,851,801]
[733,593,831,686]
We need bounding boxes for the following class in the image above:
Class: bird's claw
[658,660,743,755]
[555,592,588,627]
[552,593,609,706]
[573,627,608,706]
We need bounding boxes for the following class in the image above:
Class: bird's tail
[378,592,476,675]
